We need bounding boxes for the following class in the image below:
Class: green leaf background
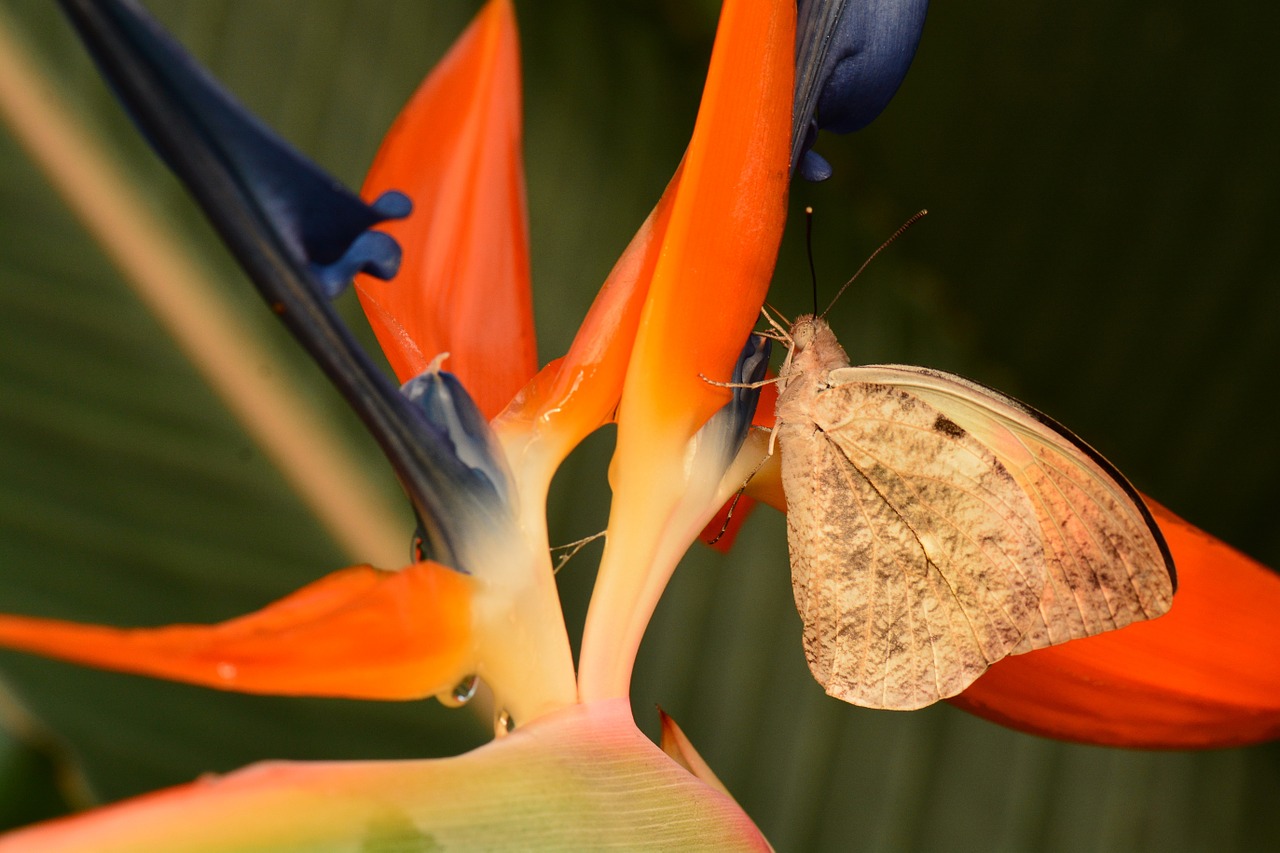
[2,1,1279,850]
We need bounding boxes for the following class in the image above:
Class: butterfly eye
[793,319,816,350]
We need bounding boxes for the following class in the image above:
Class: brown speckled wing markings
[840,366,1175,653]
[780,382,1047,710]
[773,316,1174,710]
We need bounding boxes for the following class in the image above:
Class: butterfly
[772,313,1175,711]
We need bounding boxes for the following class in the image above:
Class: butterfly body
[774,315,1174,711]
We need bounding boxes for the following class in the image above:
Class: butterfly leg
[709,428,778,544]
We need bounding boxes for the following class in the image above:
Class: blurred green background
[1,1,1278,850]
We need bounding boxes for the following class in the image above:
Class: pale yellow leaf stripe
[0,8,409,568]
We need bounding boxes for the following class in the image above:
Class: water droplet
[435,674,479,709]
[495,709,514,737]
[216,662,237,680]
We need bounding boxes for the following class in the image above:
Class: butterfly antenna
[819,209,928,319]
[805,206,819,315]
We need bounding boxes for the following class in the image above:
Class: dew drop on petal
[435,674,479,709]
[216,662,237,681]
[495,709,514,737]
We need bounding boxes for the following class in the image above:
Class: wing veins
[821,422,1002,702]
[831,415,1037,638]
[1002,421,1150,627]
[816,429,882,697]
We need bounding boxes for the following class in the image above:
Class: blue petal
[58,0,500,570]
[59,0,409,295]
[798,149,834,183]
[705,334,773,465]
[309,206,407,299]
[793,0,929,180]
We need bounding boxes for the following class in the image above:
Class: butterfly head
[792,314,818,351]
[785,314,851,377]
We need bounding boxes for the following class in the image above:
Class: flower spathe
[0,701,770,852]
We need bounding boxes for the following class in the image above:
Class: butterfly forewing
[836,365,1175,652]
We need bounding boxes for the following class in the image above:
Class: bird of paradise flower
[0,0,1278,849]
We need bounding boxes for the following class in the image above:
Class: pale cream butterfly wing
[841,364,1175,652]
[775,316,1174,711]
[780,380,1048,710]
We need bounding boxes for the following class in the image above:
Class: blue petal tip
[310,231,404,298]
[306,191,411,298]
[372,189,413,220]
[799,150,833,182]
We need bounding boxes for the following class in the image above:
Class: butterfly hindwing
[779,379,1047,710]
[774,316,1174,711]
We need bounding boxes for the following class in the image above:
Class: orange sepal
[951,500,1280,748]
[577,1,794,703]
[0,562,473,700]
[619,1,792,441]
[356,0,535,419]
[493,168,680,464]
